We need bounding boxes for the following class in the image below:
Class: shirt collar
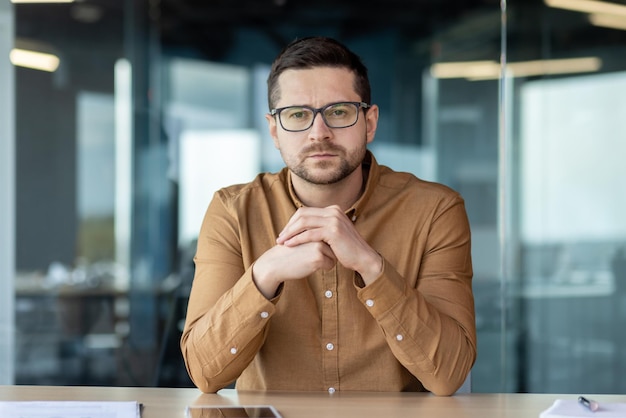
[284,150,380,222]
[286,171,304,209]
[347,150,378,222]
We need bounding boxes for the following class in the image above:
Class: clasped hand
[252,205,383,299]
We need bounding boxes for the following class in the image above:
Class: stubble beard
[287,142,367,185]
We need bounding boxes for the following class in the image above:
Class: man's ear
[266,113,280,149]
[365,104,379,144]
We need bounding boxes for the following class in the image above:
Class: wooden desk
[1,386,626,418]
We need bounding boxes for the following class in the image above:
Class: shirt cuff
[232,268,280,317]
[354,259,406,316]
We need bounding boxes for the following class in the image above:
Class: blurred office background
[1,0,626,393]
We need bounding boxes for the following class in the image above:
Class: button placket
[320,266,339,392]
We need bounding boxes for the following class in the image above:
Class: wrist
[252,261,282,299]
[358,252,383,286]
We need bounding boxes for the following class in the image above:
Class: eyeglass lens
[279,102,360,131]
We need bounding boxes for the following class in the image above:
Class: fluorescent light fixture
[430,60,500,79]
[545,0,626,17]
[431,57,602,80]
[589,13,626,30]
[9,48,60,72]
[508,57,602,77]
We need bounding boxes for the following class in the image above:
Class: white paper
[540,399,626,418]
[0,401,141,418]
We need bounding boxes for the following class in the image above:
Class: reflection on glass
[511,3,626,393]
[114,58,132,275]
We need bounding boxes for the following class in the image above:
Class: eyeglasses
[270,101,370,132]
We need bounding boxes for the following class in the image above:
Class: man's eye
[326,104,351,118]
[284,109,308,119]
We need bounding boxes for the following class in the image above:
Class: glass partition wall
[11,0,169,386]
[506,1,626,393]
[6,0,626,393]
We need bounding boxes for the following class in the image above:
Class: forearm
[181,326,255,393]
[357,261,476,396]
[383,292,475,395]
[181,268,277,392]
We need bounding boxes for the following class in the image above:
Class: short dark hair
[267,36,371,110]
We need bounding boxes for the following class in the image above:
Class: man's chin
[293,168,343,185]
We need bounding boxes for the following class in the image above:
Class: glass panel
[12,0,145,385]
[508,1,626,393]
[425,10,507,391]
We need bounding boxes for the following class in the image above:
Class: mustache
[301,143,345,154]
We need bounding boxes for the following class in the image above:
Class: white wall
[0,0,15,385]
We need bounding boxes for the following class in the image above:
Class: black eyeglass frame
[270,101,371,132]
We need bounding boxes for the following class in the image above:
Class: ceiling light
[431,57,602,80]
[430,61,500,79]
[544,0,626,17]
[589,13,626,30]
[10,48,60,72]
[71,4,103,23]
[507,57,602,77]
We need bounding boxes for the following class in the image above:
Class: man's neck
[291,167,365,211]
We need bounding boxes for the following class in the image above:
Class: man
[181,36,476,396]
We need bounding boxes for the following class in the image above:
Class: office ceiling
[157,0,501,55]
[12,0,626,84]
[14,0,502,57]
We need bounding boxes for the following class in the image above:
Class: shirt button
[230,347,238,355]
[396,334,404,341]
[260,311,269,319]
[365,299,374,307]
[328,387,336,394]
[324,290,333,298]
[326,343,334,351]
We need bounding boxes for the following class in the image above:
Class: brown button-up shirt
[181,151,476,395]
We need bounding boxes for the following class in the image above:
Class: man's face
[266,66,378,185]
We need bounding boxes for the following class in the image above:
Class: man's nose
[308,112,332,140]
